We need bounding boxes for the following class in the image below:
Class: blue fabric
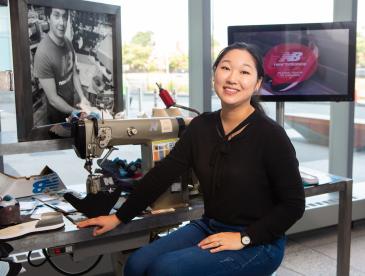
[124,217,285,276]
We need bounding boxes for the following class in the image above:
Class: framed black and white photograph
[10,0,122,141]
[0,0,8,7]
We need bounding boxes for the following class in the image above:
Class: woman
[78,42,305,275]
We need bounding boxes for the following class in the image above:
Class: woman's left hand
[198,232,244,253]
[77,214,121,236]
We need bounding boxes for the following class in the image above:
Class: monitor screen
[228,22,356,102]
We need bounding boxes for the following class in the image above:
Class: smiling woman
[75,42,305,276]
[213,43,266,116]
[213,48,262,111]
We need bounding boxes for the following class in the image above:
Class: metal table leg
[337,180,352,276]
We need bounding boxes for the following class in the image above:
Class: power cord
[27,249,103,276]
[42,249,103,276]
[27,251,46,267]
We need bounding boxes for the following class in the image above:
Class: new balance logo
[32,174,61,193]
[278,52,303,62]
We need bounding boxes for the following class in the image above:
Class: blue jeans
[124,216,285,276]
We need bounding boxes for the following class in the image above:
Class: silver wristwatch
[240,233,251,246]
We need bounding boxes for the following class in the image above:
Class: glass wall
[0,6,12,71]
[211,0,336,175]
[353,0,365,183]
[121,0,188,117]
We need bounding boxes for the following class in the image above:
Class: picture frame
[9,0,122,141]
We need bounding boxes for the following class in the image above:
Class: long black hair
[213,42,265,114]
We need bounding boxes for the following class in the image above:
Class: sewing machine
[72,116,193,210]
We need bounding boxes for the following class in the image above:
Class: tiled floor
[277,219,365,275]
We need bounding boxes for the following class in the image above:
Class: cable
[173,104,201,115]
[41,249,103,276]
[27,250,46,267]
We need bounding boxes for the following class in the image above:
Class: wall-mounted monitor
[228,22,356,102]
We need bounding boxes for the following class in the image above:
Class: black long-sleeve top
[116,110,305,245]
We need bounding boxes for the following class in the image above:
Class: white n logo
[279,52,303,62]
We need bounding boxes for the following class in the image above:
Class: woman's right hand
[77,214,122,236]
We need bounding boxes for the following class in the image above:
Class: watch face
[241,235,251,245]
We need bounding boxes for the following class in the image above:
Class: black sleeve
[116,118,196,223]
[245,125,305,244]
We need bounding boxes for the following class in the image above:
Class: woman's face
[214,49,262,109]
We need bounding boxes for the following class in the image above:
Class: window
[353,0,365,183]
[0,6,12,70]
[121,0,188,117]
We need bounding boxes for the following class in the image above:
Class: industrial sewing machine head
[72,116,194,210]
